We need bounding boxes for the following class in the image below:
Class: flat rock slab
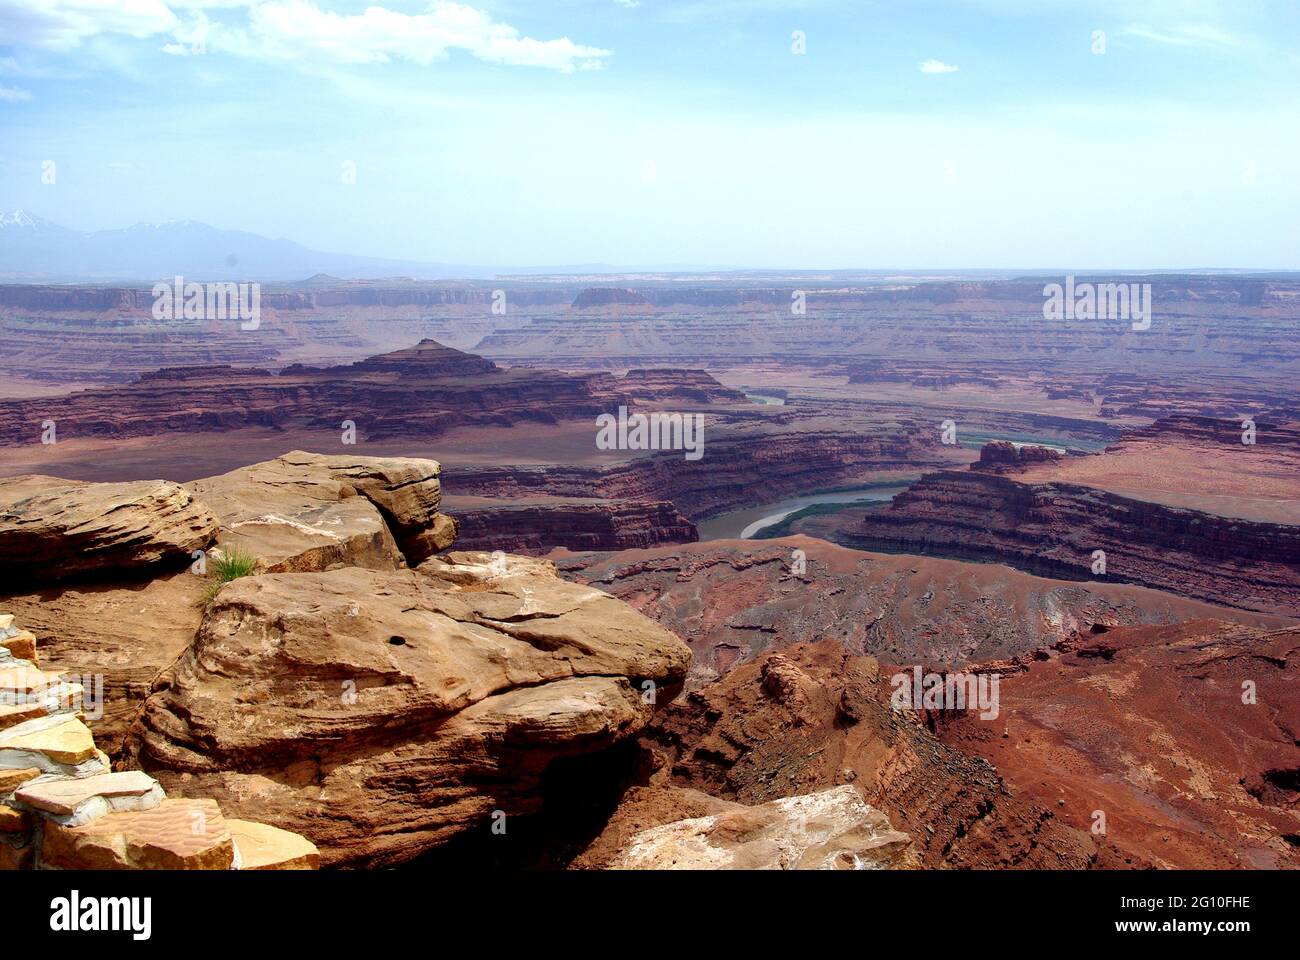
[0,666,64,695]
[0,475,218,584]
[0,767,41,794]
[0,714,97,767]
[16,771,164,826]
[41,798,233,870]
[229,819,321,870]
[0,703,47,732]
[188,456,407,573]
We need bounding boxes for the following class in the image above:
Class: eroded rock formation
[122,552,690,867]
[0,475,217,584]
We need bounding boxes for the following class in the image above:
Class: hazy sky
[2,0,1298,269]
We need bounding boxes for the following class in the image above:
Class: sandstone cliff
[847,457,1300,616]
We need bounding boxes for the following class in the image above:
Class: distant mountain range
[3,211,1291,285]
[0,210,531,283]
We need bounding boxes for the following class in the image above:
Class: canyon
[3,273,1298,873]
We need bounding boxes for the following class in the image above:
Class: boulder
[0,475,217,583]
[607,785,916,870]
[186,451,456,571]
[40,797,233,870]
[123,551,690,866]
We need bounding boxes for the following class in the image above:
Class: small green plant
[201,545,258,607]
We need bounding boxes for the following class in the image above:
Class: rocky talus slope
[938,621,1300,869]
[1,612,320,869]
[558,536,1286,688]
[575,641,1107,869]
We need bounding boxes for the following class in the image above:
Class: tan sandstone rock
[41,797,233,870]
[0,702,46,731]
[1,572,207,755]
[16,770,164,826]
[229,819,321,870]
[123,552,690,867]
[0,475,217,583]
[2,455,459,757]
[0,837,33,869]
[608,785,917,870]
[0,714,98,768]
[0,803,29,832]
[1,629,36,663]
[187,451,454,572]
[0,767,41,793]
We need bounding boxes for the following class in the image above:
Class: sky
[1,0,1298,269]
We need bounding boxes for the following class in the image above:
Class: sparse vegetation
[200,545,258,607]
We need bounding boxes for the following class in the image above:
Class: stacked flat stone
[0,613,319,870]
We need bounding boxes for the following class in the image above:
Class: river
[696,484,909,540]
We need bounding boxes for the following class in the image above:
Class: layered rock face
[444,496,697,554]
[617,368,747,404]
[0,340,758,450]
[558,536,1285,688]
[1,450,692,868]
[2,452,460,753]
[122,552,690,867]
[448,425,951,521]
[847,458,1300,616]
[971,439,1063,472]
[0,476,217,584]
[0,340,621,446]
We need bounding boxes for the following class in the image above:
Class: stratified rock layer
[0,475,217,583]
[445,496,697,554]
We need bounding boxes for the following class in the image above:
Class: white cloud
[0,0,611,73]
[0,0,180,51]
[230,0,610,72]
[1122,23,1243,48]
[0,84,33,101]
[919,59,959,74]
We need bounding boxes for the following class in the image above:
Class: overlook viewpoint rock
[1,451,691,867]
